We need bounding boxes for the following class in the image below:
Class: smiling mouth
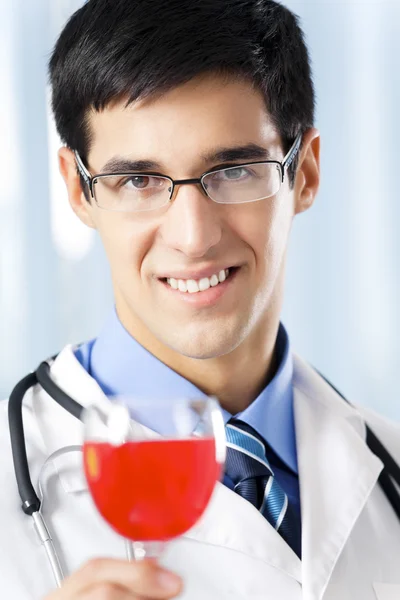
[159,267,238,294]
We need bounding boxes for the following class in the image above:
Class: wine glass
[81,395,226,560]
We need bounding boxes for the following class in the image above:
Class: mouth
[159,267,237,293]
[158,266,240,306]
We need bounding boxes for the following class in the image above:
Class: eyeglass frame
[74,132,302,210]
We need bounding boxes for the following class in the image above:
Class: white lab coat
[0,345,399,600]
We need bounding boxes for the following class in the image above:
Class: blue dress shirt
[75,308,301,522]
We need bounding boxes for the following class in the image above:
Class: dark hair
[49,0,315,186]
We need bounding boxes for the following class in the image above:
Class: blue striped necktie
[225,418,301,558]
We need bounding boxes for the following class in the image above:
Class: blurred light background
[0,0,399,419]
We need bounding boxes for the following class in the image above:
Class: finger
[59,558,182,599]
[82,582,134,600]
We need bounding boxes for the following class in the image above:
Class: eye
[121,175,151,190]
[210,166,255,182]
[223,167,249,180]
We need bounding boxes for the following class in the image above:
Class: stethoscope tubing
[8,370,41,514]
[366,428,400,518]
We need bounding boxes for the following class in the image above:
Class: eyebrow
[99,143,271,174]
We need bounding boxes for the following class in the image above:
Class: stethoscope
[8,359,137,587]
[7,358,400,588]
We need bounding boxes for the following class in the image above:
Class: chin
[161,323,246,360]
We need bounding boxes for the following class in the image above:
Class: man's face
[65,74,318,359]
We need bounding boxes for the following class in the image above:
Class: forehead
[87,74,280,171]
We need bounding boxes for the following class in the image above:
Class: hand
[43,557,183,599]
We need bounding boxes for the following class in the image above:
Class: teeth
[199,278,210,292]
[187,280,199,293]
[210,274,219,287]
[166,268,231,293]
[178,280,187,293]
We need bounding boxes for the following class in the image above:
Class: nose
[159,182,222,258]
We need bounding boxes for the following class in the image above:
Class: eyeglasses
[74,133,302,213]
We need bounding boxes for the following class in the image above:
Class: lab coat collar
[292,354,383,600]
[32,346,383,595]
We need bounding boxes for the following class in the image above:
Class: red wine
[84,437,220,541]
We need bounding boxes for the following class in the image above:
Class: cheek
[232,197,292,273]
[264,205,292,266]
[95,213,156,279]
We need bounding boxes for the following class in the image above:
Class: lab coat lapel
[186,481,302,582]
[293,355,383,600]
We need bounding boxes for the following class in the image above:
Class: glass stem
[131,541,166,560]
[124,539,134,562]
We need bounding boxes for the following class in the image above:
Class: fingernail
[157,570,181,592]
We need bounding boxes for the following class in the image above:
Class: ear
[293,128,320,216]
[58,147,97,229]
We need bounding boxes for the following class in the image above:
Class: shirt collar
[77,308,297,473]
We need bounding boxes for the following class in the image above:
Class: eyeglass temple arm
[74,150,93,194]
[281,132,303,181]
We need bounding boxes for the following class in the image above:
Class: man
[1,0,399,599]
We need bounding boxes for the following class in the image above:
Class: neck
[181,318,282,414]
